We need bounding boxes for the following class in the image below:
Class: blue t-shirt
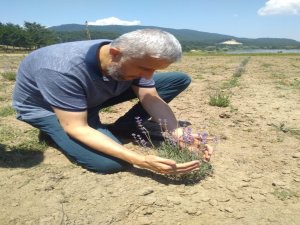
[12,39,155,120]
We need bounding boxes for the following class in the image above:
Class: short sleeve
[132,77,155,88]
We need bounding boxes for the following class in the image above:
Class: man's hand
[139,155,200,175]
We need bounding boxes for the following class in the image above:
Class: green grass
[209,92,230,107]
[273,189,297,200]
[222,77,239,89]
[194,74,204,80]
[271,122,300,140]
[261,63,273,68]
[0,106,16,117]
[0,125,47,167]
[1,72,16,81]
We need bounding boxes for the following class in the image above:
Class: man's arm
[132,85,182,135]
[52,107,200,174]
[132,85,213,161]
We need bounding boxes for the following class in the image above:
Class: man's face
[107,55,172,81]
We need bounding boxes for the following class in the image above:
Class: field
[0,53,300,225]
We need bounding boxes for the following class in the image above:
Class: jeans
[22,72,191,173]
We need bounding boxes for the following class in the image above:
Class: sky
[1,0,300,41]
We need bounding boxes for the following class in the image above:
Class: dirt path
[1,54,299,225]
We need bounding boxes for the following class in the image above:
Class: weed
[222,77,239,89]
[209,92,230,107]
[0,106,16,117]
[273,189,297,200]
[271,122,300,140]
[290,78,300,89]
[261,63,273,68]
[194,74,204,80]
[229,105,238,112]
[1,72,16,81]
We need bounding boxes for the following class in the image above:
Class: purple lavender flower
[198,131,208,144]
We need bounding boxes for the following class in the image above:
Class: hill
[49,24,300,50]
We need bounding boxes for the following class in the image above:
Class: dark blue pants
[23,72,191,173]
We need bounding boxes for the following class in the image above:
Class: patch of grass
[271,122,300,140]
[194,74,204,80]
[273,189,297,201]
[209,92,230,107]
[222,77,239,89]
[0,125,47,167]
[1,72,16,81]
[0,106,16,117]
[272,73,286,79]
[261,63,273,68]
[229,105,238,112]
[290,78,300,89]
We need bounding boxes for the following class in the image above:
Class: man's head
[106,29,182,81]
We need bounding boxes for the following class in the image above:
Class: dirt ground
[0,54,300,225]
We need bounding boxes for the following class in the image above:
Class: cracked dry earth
[0,54,300,225]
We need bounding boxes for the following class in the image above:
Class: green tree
[24,21,58,49]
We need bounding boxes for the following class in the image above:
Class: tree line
[2,21,299,52]
[0,21,206,52]
[0,22,59,50]
[0,22,126,51]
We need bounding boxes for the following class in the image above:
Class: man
[13,29,211,174]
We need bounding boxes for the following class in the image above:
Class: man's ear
[109,47,122,61]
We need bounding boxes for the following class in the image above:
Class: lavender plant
[133,117,218,184]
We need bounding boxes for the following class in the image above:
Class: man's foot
[105,120,192,141]
[38,131,57,148]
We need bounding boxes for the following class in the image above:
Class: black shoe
[105,121,164,141]
[105,120,192,141]
[38,131,57,147]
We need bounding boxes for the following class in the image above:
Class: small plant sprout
[209,91,230,107]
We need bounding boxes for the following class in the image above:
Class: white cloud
[258,0,300,16]
[88,17,141,26]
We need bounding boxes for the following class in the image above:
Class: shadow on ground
[0,143,44,168]
[128,166,211,186]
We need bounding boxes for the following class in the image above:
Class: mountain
[49,24,300,50]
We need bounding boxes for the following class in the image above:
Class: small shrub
[1,72,16,81]
[157,140,213,183]
[132,117,218,184]
[209,92,230,107]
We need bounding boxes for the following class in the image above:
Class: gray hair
[110,29,182,62]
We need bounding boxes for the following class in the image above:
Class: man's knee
[174,72,192,89]
[81,157,133,174]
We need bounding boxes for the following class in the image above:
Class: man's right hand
[139,155,200,175]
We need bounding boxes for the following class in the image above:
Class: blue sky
[1,0,300,41]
